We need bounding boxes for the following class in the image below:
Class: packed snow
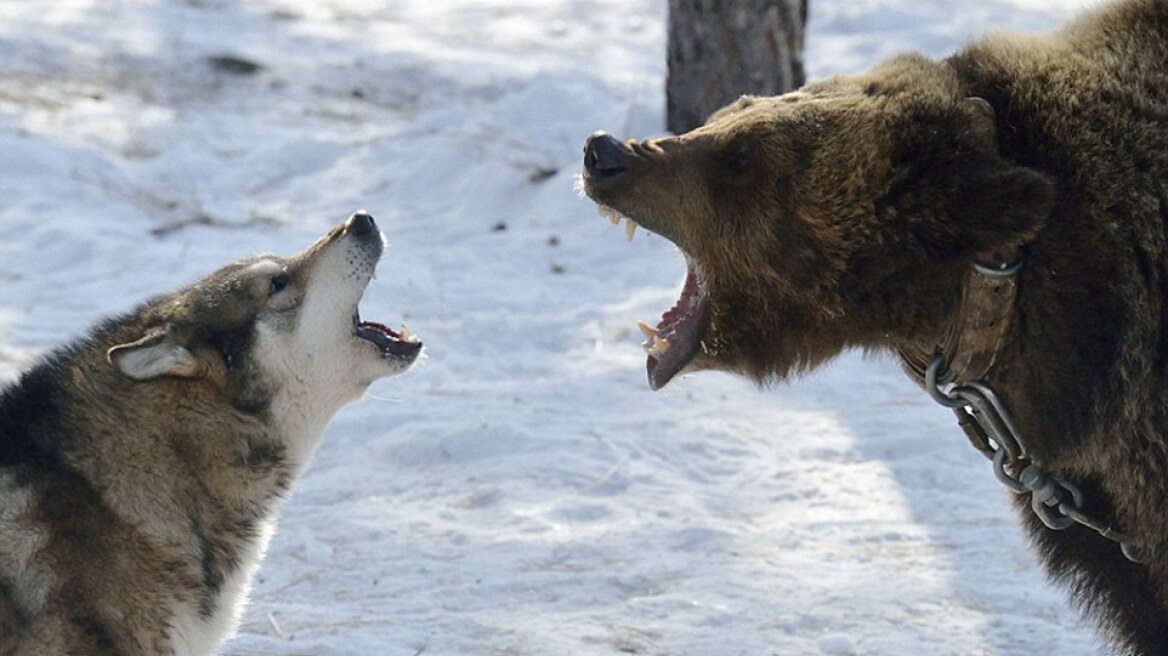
[0,0,1108,654]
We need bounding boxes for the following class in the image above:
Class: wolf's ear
[108,328,206,381]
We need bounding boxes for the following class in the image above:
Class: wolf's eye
[268,274,289,297]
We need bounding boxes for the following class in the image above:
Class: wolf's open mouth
[352,311,422,359]
[597,205,711,390]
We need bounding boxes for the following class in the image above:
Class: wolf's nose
[346,211,376,236]
[583,131,630,179]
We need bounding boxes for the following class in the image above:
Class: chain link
[924,354,1145,564]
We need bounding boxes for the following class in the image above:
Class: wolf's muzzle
[345,211,377,237]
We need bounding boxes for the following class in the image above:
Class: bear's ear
[959,163,1056,247]
[108,326,207,381]
[948,97,1056,245]
[960,96,997,147]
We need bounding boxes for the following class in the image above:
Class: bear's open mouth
[596,205,710,390]
[640,259,710,390]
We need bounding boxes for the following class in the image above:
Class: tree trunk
[666,0,807,134]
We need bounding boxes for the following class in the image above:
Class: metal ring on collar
[973,258,1023,277]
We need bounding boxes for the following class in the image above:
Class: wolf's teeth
[399,322,411,342]
[637,320,658,340]
[625,219,637,242]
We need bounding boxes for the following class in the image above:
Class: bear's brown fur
[582,0,1168,653]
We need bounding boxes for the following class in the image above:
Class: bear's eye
[267,274,290,297]
[723,145,753,176]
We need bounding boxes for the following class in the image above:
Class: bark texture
[666,0,807,134]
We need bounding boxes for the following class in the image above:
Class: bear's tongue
[639,262,709,390]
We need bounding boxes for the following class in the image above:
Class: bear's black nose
[584,131,630,179]
[346,211,376,236]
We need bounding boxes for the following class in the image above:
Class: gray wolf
[0,211,421,655]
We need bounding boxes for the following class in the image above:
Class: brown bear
[581,0,1168,654]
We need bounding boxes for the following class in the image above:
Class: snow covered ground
[0,0,1109,654]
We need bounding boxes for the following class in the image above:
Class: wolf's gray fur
[0,212,421,656]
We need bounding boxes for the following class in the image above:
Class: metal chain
[924,354,1146,564]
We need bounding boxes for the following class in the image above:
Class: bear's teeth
[598,205,622,226]
[625,219,637,242]
[644,333,672,354]
[637,320,658,339]
[648,336,671,356]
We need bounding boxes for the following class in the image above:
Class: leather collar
[898,246,1022,386]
